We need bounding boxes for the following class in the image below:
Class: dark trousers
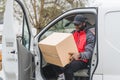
[52,60,88,80]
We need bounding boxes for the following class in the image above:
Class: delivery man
[57,14,95,80]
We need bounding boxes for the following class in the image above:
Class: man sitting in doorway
[56,14,95,80]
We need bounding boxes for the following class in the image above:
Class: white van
[2,0,120,80]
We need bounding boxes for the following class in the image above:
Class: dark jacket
[72,27,95,60]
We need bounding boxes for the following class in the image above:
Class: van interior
[39,13,96,80]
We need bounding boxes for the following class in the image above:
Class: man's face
[74,23,83,31]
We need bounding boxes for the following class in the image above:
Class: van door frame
[35,8,98,80]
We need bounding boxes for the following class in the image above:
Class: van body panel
[2,0,18,80]
[98,2,120,79]
[93,75,103,80]
[103,75,120,80]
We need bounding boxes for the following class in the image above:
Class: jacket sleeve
[80,30,95,59]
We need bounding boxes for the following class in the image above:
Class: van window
[40,13,95,40]
[22,17,31,50]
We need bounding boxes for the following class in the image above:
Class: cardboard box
[39,32,78,67]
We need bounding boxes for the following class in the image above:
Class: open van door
[35,8,99,80]
[2,0,38,80]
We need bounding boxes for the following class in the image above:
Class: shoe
[57,73,65,80]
